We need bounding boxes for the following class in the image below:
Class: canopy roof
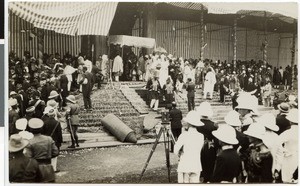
[9,2,118,36]
[109,35,155,48]
[155,2,297,34]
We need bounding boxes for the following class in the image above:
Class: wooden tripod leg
[139,127,164,182]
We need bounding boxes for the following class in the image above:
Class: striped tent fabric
[9,2,118,36]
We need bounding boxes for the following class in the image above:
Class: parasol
[154,47,167,54]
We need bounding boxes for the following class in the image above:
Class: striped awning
[9,2,118,36]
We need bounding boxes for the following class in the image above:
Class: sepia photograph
[7,1,298,184]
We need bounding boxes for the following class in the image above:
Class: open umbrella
[154,47,167,54]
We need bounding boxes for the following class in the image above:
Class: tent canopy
[109,35,156,48]
[9,2,118,36]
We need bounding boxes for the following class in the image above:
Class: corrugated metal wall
[9,11,81,59]
[132,19,297,68]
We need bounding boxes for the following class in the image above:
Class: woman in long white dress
[159,55,169,87]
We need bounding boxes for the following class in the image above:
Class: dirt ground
[55,144,179,183]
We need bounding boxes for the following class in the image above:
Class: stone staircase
[63,82,279,147]
[120,85,150,115]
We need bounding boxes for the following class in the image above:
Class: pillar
[200,5,204,61]
[37,28,44,66]
[277,35,281,68]
[263,11,268,66]
[143,3,157,54]
[233,18,237,70]
[245,28,248,61]
[291,32,296,90]
[94,35,108,61]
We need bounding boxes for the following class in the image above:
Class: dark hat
[171,101,177,107]
[278,102,290,113]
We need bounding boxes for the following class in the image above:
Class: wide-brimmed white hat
[286,108,298,123]
[9,134,29,152]
[183,110,204,127]
[15,118,28,130]
[212,125,238,145]
[28,118,44,129]
[259,113,278,132]
[18,131,34,140]
[48,90,59,99]
[235,93,259,114]
[66,95,76,104]
[43,106,54,115]
[278,102,290,113]
[243,122,266,140]
[196,101,213,118]
[224,110,241,127]
[47,99,58,108]
[9,99,18,107]
[10,91,17,96]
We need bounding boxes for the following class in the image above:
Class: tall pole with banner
[200,5,204,61]
[291,27,296,90]
[37,28,44,66]
[233,17,237,71]
[263,11,268,66]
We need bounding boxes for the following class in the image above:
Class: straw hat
[9,99,18,107]
[28,118,44,129]
[66,95,76,104]
[224,110,241,127]
[48,90,59,99]
[15,118,28,131]
[9,134,29,152]
[196,101,213,118]
[286,108,298,124]
[183,110,204,127]
[43,106,54,115]
[212,125,238,145]
[47,99,58,108]
[278,102,290,113]
[243,122,266,140]
[26,106,35,113]
[259,113,278,132]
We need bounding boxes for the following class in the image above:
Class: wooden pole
[291,32,296,90]
[277,35,281,68]
[37,28,44,66]
[263,11,268,66]
[200,5,204,61]
[245,28,248,61]
[233,18,237,70]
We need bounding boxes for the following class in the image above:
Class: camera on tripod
[161,109,170,124]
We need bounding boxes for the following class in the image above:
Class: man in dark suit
[212,125,242,183]
[42,108,62,172]
[169,102,182,152]
[276,102,291,135]
[79,66,94,111]
[186,78,195,111]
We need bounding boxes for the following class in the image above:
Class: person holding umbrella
[65,95,80,148]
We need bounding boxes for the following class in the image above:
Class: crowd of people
[168,92,298,183]
[8,49,298,183]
